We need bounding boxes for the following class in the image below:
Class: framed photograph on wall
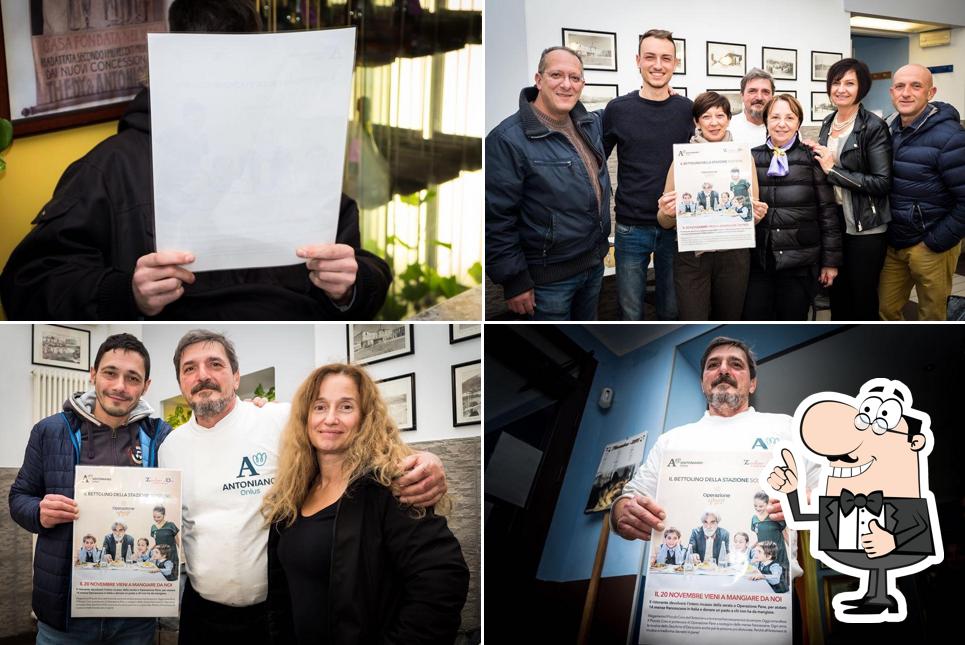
[32,324,91,372]
[762,46,797,81]
[579,83,619,112]
[706,41,746,77]
[776,89,798,97]
[707,89,743,116]
[562,28,617,71]
[672,86,687,97]
[0,1,170,135]
[811,51,842,82]
[347,324,414,366]
[377,373,416,432]
[673,37,686,74]
[450,324,481,344]
[451,360,481,427]
[811,91,835,122]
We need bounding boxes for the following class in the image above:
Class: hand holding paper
[297,243,358,303]
[132,251,196,316]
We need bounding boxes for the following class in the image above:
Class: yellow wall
[0,121,117,319]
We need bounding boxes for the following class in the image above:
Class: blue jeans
[614,223,678,320]
[533,263,604,320]
[37,618,156,645]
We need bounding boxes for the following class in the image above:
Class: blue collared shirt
[890,105,933,149]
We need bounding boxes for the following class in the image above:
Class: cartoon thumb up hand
[767,448,799,495]
[861,520,897,558]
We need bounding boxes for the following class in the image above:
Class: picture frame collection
[349,324,481,431]
[563,27,844,122]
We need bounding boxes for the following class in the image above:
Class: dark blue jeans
[533,263,604,320]
[614,223,677,320]
[37,618,156,644]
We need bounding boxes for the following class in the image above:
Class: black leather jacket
[817,105,893,232]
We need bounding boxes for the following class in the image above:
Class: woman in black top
[804,58,893,320]
[744,94,843,320]
[262,364,469,645]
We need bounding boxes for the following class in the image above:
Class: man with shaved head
[879,64,965,320]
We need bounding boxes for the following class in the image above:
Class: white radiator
[32,367,89,424]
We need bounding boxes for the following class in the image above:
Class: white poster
[149,29,356,272]
[639,451,792,645]
[673,142,756,253]
[584,432,647,513]
[72,466,182,618]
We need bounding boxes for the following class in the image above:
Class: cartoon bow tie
[839,489,884,516]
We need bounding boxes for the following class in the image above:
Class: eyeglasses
[853,413,907,436]
[541,71,584,85]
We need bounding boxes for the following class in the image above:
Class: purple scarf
[766,134,797,177]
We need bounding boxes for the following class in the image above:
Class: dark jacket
[102,533,135,562]
[485,87,610,298]
[0,89,391,320]
[687,527,731,564]
[885,101,965,251]
[751,138,843,271]
[817,105,893,232]
[8,398,172,631]
[267,476,469,645]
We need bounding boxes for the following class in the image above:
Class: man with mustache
[728,68,775,145]
[9,333,170,644]
[611,336,820,577]
[159,329,448,641]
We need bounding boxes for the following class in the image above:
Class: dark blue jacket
[887,101,965,251]
[485,87,611,298]
[8,406,172,631]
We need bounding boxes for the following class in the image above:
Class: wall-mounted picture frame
[811,91,835,122]
[450,324,481,344]
[0,2,170,136]
[776,89,798,97]
[811,50,843,82]
[377,372,417,432]
[347,324,414,366]
[562,28,617,71]
[707,89,743,116]
[673,38,686,75]
[32,324,91,372]
[706,41,746,77]
[579,83,619,112]
[672,86,688,97]
[451,360,481,427]
[762,46,797,81]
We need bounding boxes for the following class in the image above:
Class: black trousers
[673,248,750,321]
[830,231,887,320]
[742,264,815,320]
[178,577,269,644]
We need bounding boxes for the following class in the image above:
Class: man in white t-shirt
[728,68,775,147]
[611,336,819,578]
[159,330,447,642]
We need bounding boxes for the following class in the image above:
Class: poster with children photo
[72,466,182,617]
[639,451,793,645]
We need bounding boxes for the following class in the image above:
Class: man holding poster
[610,336,820,643]
[9,333,171,644]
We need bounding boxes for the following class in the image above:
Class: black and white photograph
[562,28,617,71]
[579,84,619,112]
[706,41,746,77]
[450,324,481,344]
[811,50,843,82]
[707,90,744,116]
[673,37,686,74]
[31,324,90,371]
[451,360,481,427]
[672,86,688,97]
[346,324,414,365]
[376,373,417,432]
[583,432,647,514]
[777,89,798,97]
[762,46,797,80]
[811,91,835,122]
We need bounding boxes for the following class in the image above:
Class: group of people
[486,28,965,321]
[12,331,468,644]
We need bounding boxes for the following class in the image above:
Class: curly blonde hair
[261,363,415,527]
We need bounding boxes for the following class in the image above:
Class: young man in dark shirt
[603,28,694,321]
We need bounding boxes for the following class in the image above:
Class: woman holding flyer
[744,94,842,320]
[804,58,892,321]
[657,92,768,320]
[261,364,469,644]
